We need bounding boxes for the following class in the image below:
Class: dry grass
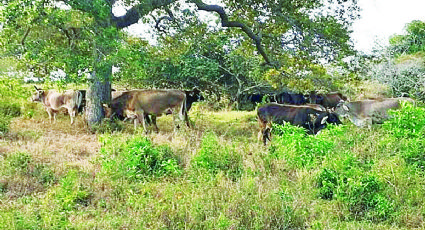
[2,108,260,176]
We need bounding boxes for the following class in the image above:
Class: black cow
[257,103,341,145]
[243,93,275,104]
[184,88,204,112]
[274,92,308,105]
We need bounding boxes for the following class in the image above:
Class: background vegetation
[1,0,425,228]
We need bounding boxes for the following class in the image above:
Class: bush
[317,168,339,200]
[5,152,32,174]
[0,101,21,117]
[383,103,425,170]
[100,134,182,180]
[0,101,21,135]
[0,116,11,135]
[269,122,337,169]
[383,102,425,139]
[191,132,243,181]
[44,170,92,213]
[367,54,425,100]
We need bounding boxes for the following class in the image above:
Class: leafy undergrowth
[1,100,425,229]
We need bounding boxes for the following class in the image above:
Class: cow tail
[76,91,83,111]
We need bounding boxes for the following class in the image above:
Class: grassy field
[1,83,425,229]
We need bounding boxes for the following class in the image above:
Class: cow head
[313,112,341,134]
[334,102,350,118]
[309,92,324,104]
[31,86,45,102]
[185,88,204,101]
[102,104,113,118]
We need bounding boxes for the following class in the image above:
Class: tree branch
[111,0,176,29]
[191,0,272,65]
[154,7,177,32]
[21,28,31,46]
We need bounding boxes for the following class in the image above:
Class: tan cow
[335,97,415,128]
[32,86,83,124]
[103,89,189,132]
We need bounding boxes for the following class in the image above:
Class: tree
[389,20,425,56]
[1,0,360,126]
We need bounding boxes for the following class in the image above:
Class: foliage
[4,152,32,175]
[0,80,22,134]
[383,103,425,170]
[100,134,182,180]
[191,132,244,181]
[389,20,425,55]
[367,53,425,100]
[268,122,338,169]
[364,20,425,101]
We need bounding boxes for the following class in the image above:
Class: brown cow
[257,103,341,145]
[309,92,348,109]
[31,86,82,124]
[335,97,415,128]
[103,89,189,132]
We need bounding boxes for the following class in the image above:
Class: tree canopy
[0,0,360,123]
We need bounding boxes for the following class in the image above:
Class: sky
[351,0,425,53]
[118,0,425,54]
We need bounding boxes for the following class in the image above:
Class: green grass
[1,80,425,229]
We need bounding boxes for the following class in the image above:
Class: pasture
[1,83,425,229]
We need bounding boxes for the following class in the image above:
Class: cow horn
[321,116,328,124]
[34,85,39,90]
[342,104,349,111]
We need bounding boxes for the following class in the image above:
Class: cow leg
[46,108,54,123]
[263,127,272,145]
[138,111,148,134]
[68,107,76,125]
[151,115,159,133]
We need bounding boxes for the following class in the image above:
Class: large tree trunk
[85,64,112,128]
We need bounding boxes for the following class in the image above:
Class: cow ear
[321,116,328,124]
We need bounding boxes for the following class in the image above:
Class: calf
[257,103,341,145]
[31,86,82,124]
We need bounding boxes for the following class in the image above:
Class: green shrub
[269,122,337,169]
[0,101,21,135]
[31,164,56,185]
[383,102,425,138]
[338,175,394,220]
[100,134,182,180]
[191,132,243,181]
[317,168,339,200]
[0,116,11,135]
[44,170,92,212]
[0,101,21,117]
[6,152,32,174]
[383,103,425,170]
[0,77,30,101]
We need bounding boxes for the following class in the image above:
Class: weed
[6,152,32,174]
[191,132,243,181]
[269,122,336,169]
[100,134,182,180]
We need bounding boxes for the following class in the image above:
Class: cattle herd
[31,87,416,145]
